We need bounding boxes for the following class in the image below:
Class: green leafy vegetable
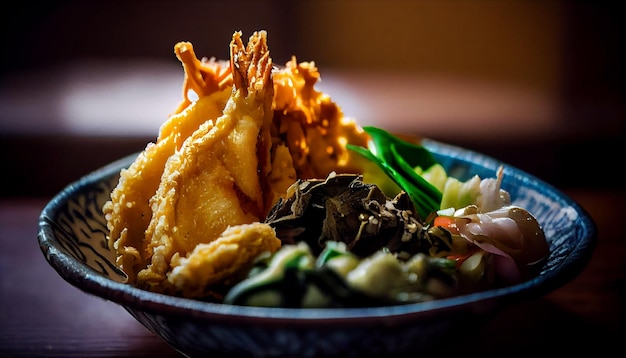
[347,126,442,220]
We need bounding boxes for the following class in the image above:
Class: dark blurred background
[1,0,624,197]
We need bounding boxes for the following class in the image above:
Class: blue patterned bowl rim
[37,138,597,325]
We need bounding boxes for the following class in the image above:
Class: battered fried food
[103,30,371,296]
[270,58,369,184]
[168,222,280,299]
[135,31,277,294]
[102,50,231,282]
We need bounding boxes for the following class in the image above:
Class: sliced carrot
[447,247,480,269]
[433,216,455,228]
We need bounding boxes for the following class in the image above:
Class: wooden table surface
[1,188,624,356]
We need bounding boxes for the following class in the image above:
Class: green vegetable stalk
[347,126,442,220]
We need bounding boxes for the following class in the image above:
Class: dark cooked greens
[265,173,449,258]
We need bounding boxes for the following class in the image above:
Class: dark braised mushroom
[265,172,441,258]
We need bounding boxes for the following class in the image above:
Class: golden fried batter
[104,30,372,296]
[168,222,280,299]
[102,64,230,282]
[271,58,369,180]
[135,31,276,291]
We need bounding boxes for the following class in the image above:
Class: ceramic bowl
[38,138,597,357]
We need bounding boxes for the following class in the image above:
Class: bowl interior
[37,138,597,321]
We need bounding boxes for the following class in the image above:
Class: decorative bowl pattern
[38,139,597,357]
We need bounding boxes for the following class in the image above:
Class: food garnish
[347,126,442,220]
[103,30,549,307]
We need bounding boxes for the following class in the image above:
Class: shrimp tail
[230,30,272,97]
